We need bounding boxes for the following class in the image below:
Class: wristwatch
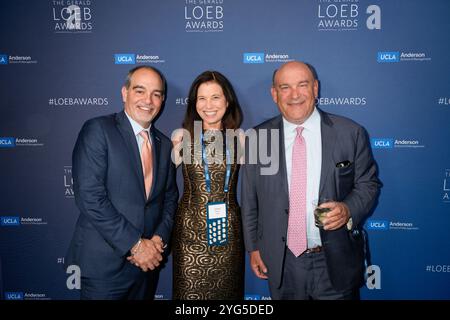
[346,217,353,230]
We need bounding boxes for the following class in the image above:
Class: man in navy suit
[241,61,380,299]
[66,66,178,300]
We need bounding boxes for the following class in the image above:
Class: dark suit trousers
[269,248,359,300]
[80,263,159,300]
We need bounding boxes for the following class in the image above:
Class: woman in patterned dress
[171,70,244,299]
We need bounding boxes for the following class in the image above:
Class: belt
[304,246,323,254]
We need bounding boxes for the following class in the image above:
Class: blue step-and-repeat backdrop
[1,0,449,300]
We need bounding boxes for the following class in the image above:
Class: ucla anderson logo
[366,219,389,230]
[0,137,15,148]
[377,52,400,63]
[243,53,264,64]
[1,216,20,226]
[0,54,8,64]
[114,54,136,64]
[244,294,261,300]
[371,138,394,149]
[5,292,24,300]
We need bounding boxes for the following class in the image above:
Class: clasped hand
[127,235,164,272]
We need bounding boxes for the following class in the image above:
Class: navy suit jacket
[66,111,178,280]
[241,109,380,291]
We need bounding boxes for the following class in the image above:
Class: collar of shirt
[124,110,152,137]
[282,107,321,138]
[124,111,152,152]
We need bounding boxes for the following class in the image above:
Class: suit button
[285,208,289,214]
[281,237,286,242]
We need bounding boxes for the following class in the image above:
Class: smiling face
[271,61,318,125]
[121,68,164,129]
[195,81,229,130]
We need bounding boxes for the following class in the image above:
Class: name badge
[206,202,228,246]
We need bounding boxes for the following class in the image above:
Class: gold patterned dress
[172,131,244,300]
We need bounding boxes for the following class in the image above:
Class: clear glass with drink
[312,198,334,228]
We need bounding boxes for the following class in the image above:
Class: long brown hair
[182,70,243,136]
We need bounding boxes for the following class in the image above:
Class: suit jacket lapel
[318,110,337,196]
[115,111,146,198]
[273,116,290,207]
[148,126,161,203]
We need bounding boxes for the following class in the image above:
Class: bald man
[241,61,380,299]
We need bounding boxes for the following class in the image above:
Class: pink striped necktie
[287,126,307,257]
[139,130,153,199]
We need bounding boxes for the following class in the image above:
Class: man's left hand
[321,201,350,230]
[127,235,165,272]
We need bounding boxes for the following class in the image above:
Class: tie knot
[296,126,304,136]
[139,130,149,142]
